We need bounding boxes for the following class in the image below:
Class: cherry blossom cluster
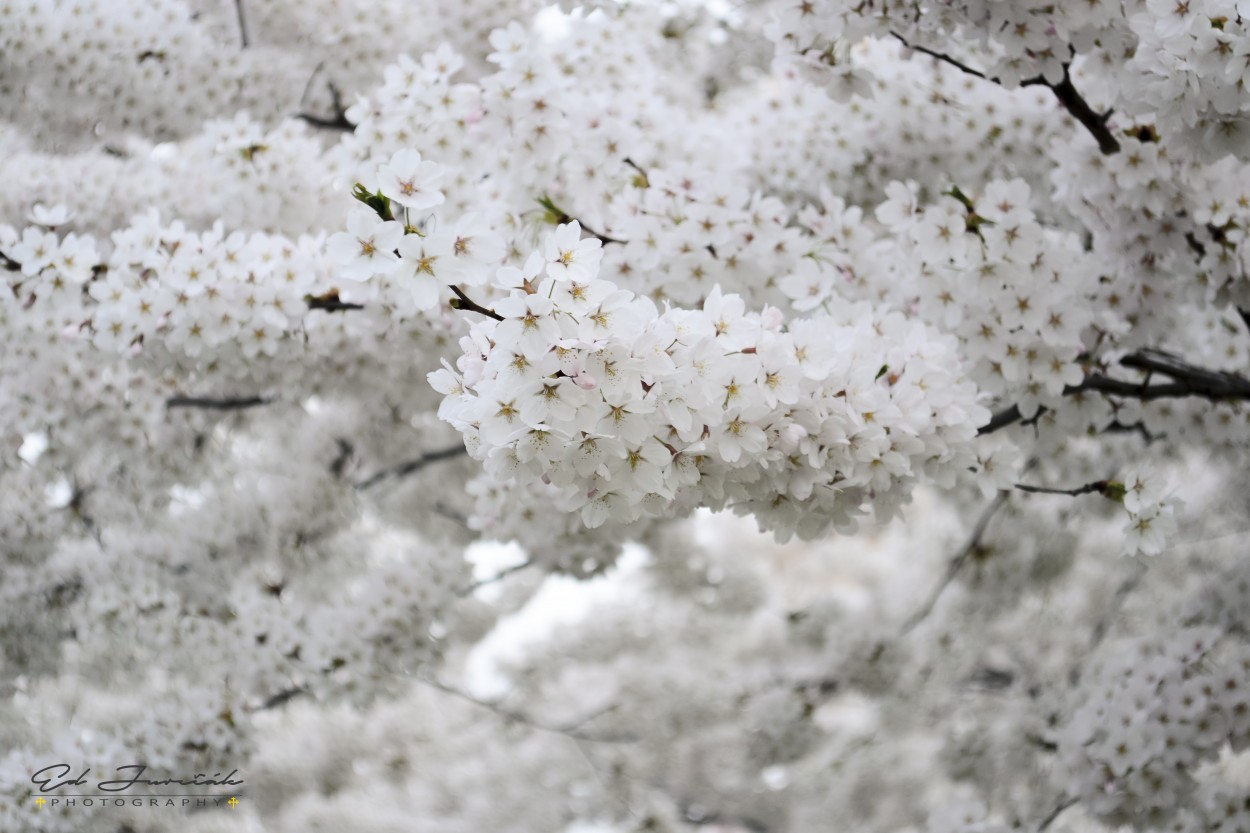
[433,222,988,540]
[762,0,1125,91]
[864,178,1096,421]
[1118,465,1182,558]
[4,2,1250,832]
[763,0,1250,165]
[1,211,324,366]
[722,38,1064,206]
[1058,627,1250,830]
[326,150,504,314]
[598,166,803,310]
[0,0,539,149]
[1124,0,1250,162]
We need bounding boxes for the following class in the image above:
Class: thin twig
[1037,795,1078,832]
[622,156,650,186]
[891,31,991,81]
[449,285,504,320]
[354,444,467,490]
[433,501,471,529]
[457,559,534,596]
[537,195,624,245]
[902,491,1010,633]
[416,674,633,743]
[253,686,309,711]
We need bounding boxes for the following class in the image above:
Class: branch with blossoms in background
[981,348,1250,434]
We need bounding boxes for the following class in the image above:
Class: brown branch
[167,395,271,411]
[355,444,467,490]
[449,285,504,320]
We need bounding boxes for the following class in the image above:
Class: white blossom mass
[1,1,1249,832]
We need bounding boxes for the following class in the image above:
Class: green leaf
[351,183,393,221]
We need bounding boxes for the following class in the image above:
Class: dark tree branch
[329,437,355,479]
[902,490,1010,633]
[449,285,504,320]
[1102,421,1158,443]
[980,404,1026,435]
[254,686,308,711]
[167,395,271,411]
[297,81,355,132]
[1015,479,1110,497]
[234,0,249,48]
[355,444,467,490]
[1050,66,1119,154]
[891,33,1118,154]
[891,32,991,81]
[297,112,355,132]
[981,348,1250,434]
[1025,732,1059,753]
[305,291,364,312]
